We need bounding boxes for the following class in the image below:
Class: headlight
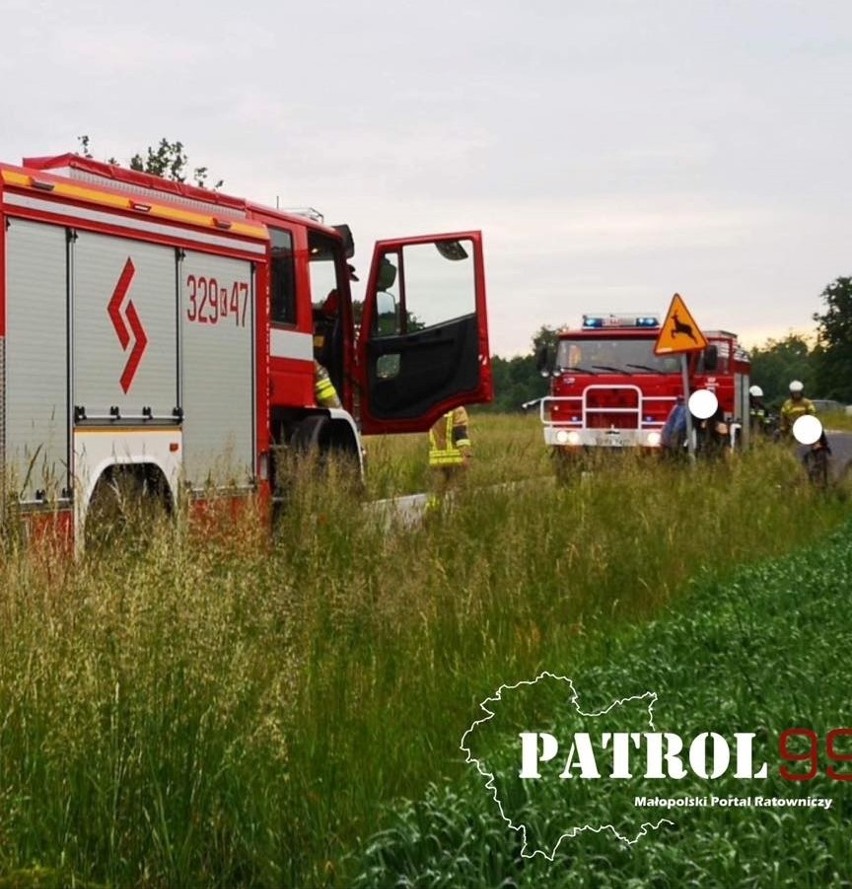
[646,431,661,447]
[555,429,582,446]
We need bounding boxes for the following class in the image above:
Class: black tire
[275,415,363,509]
[804,448,830,490]
[290,415,330,453]
[271,417,327,520]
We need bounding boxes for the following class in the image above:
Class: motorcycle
[793,415,831,489]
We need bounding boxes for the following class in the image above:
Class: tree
[813,277,852,402]
[484,324,565,412]
[77,135,223,190]
[531,324,561,365]
[487,353,547,412]
[749,333,817,407]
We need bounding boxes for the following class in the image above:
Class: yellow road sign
[654,293,708,355]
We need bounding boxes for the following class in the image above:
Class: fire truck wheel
[803,447,830,490]
[284,415,363,495]
[291,416,329,453]
[84,464,172,554]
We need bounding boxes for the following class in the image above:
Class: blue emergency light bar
[581,314,660,329]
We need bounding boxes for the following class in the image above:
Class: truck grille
[584,385,641,429]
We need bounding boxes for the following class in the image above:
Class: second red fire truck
[538,312,751,472]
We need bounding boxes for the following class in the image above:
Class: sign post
[654,294,708,458]
[680,354,694,456]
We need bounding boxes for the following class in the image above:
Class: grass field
[349,521,852,887]
[0,414,848,887]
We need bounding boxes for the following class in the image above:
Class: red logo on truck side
[107,258,149,393]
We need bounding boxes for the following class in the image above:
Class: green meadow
[0,415,848,887]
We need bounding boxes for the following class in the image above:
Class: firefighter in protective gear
[313,289,339,367]
[314,360,341,409]
[427,406,472,508]
[312,288,343,409]
[749,384,769,434]
[779,380,815,438]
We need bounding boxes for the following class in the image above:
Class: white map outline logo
[459,671,674,858]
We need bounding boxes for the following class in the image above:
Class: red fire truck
[0,154,492,543]
[538,312,750,470]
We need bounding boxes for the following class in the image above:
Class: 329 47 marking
[186,275,249,327]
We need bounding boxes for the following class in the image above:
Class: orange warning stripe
[0,168,268,241]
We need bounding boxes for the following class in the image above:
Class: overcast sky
[2,0,850,356]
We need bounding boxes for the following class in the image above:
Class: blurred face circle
[688,388,719,420]
[793,414,822,445]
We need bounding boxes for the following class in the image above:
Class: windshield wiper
[593,365,630,375]
[562,365,598,375]
[627,363,659,373]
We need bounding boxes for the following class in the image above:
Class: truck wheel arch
[81,460,174,546]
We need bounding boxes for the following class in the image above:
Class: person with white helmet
[748,384,772,435]
[779,380,815,439]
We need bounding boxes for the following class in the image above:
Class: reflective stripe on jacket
[428,408,470,467]
[780,397,815,433]
[314,362,341,408]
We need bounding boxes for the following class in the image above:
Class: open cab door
[356,231,492,434]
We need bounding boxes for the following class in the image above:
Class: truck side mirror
[374,291,399,337]
[332,224,355,259]
[535,343,552,378]
[703,344,718,372]
[377,257,397,292]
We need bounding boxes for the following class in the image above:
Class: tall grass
[0,418,846,886]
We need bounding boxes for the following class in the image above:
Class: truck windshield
[555,338,680,374]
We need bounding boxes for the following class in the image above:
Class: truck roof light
[581,314,660,329]
[286,206,325,223]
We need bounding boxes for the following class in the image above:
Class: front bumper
[543,427,663,448]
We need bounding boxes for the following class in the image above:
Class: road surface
[824,429,852,483]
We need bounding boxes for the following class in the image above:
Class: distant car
[811,399,845,413]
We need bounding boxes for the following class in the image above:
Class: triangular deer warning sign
[654,293,708,355]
